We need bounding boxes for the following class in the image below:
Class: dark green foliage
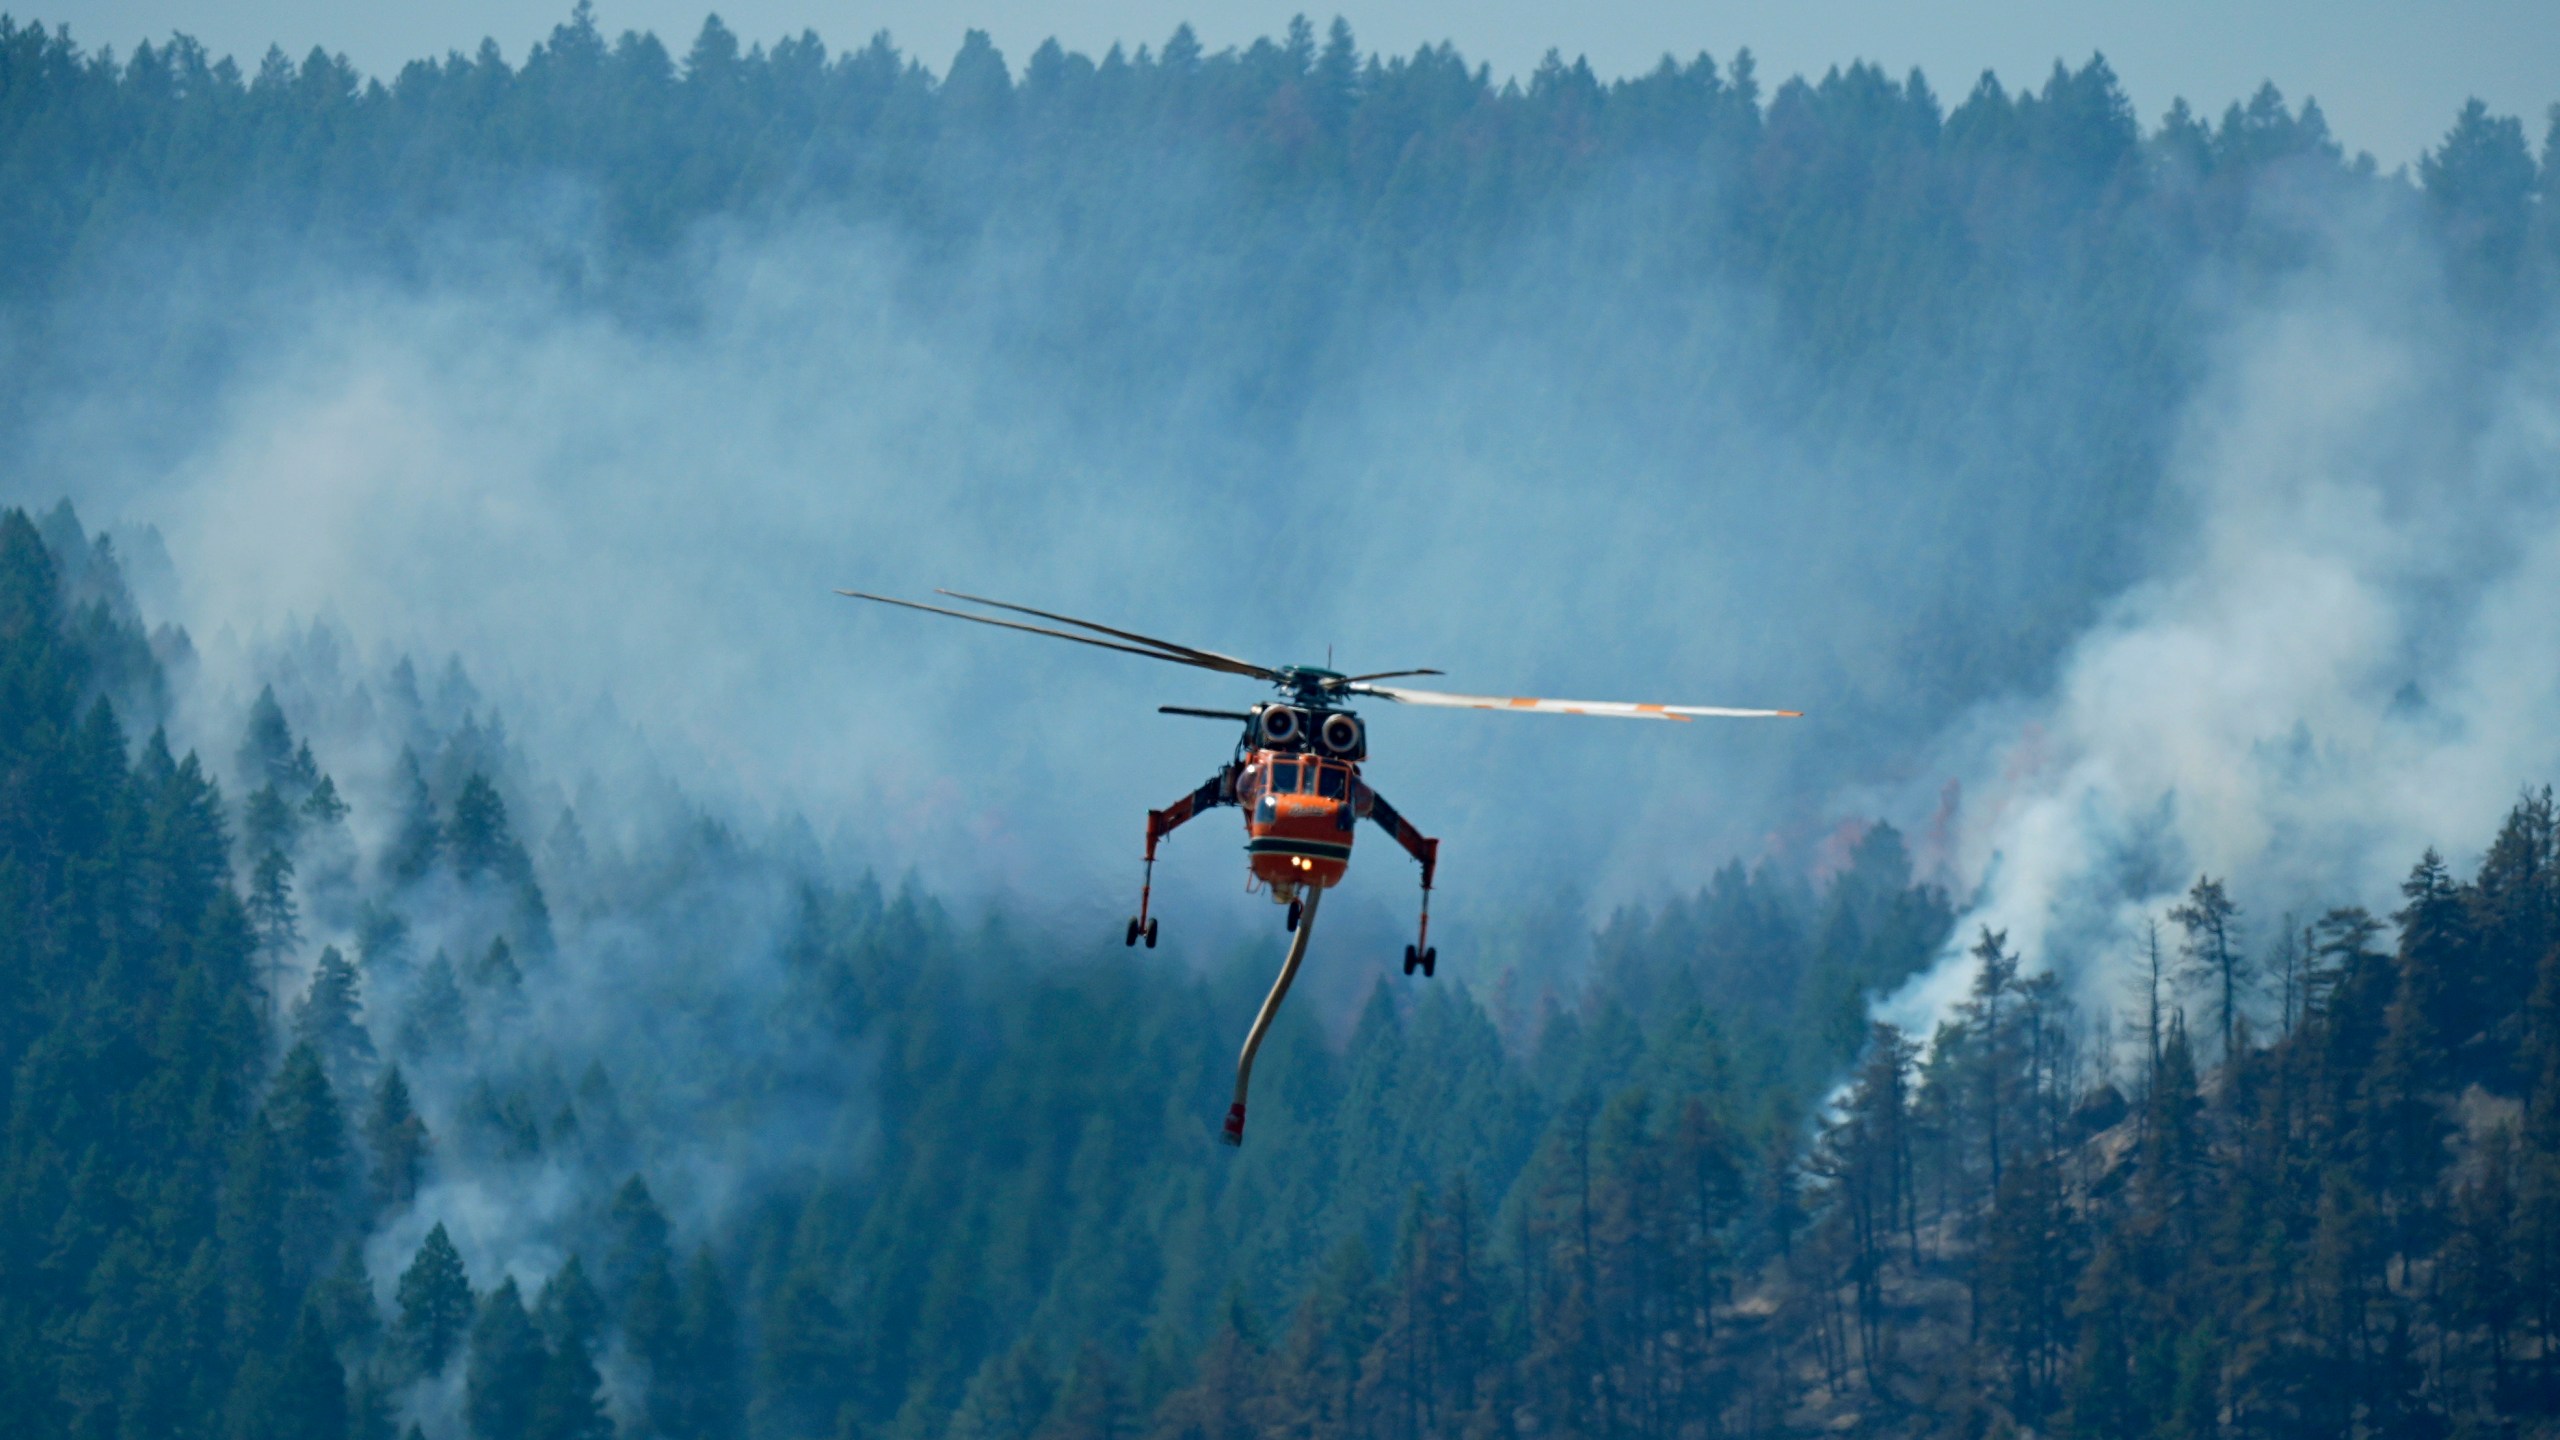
[264,1045,355,1286]
[397,951,468,1061]
[238,686,298,794]
[302,773,349,827]
[367,1067,430,1211]
[395,1223,473,1379]
[226,1303,348,1440]
[448,773,520,884]
[530,1259,612,1440]
[0,505,267,1439]
[354,901,412,981]
[2170,874,2246,1061]
[671,1246,746,1440]
[244,784,299,858]
[387,749,441,882]
[603,1174,672,1304]
[292,945,377,1090]
[308,1243,382,1354]
[468,1278,547,1440]
[247,845,303,1012]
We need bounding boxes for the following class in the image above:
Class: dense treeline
[1774,811,2560,1437]
[15,493,2560,1438]
[5,1,2556,325]
[0,502,1946,1438]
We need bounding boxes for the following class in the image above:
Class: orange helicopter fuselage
[1237,749,1361,898]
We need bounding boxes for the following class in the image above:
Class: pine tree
[388,748,441,881]
[677,1246,746,1440]
[238,684,297,791]
[2393,847,2481,1081]
[256,1303,350,1440]
[218,1116,291,1356]
[2444,1124,2520,1398]
[2365,979,2453,1279]
[302,772,349,826]
[355,901,413,983]
[292,945,377,1090]
[243,783,299,857]
[625,1249,686,1437]
[467,1278,548,1440]
[2128,918,2168,1094]
[473,935,525,992]
[449,773,518,883]
[2170,875,2247,1061]
[1977,1151,2076,1420]
[264,1045,352,1285]
[395,1223,474,1379]
[530,1260,611,1440]
[603,1175,673,1307]
[367,1067,430,1211]
[2064,1230,2140,1437]
[309,1243,383,1357]
[398,952,468,1061]
[246,846,302,1022]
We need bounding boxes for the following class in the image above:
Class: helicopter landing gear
[1286,898,1302,933]
[1130,769,1238,949]
[1361,787,1441,981]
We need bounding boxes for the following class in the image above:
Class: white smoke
[1877,214,2560,1046]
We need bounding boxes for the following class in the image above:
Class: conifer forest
[5,8,2560,1438]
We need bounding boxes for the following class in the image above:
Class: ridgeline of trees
[4,1,2555,324]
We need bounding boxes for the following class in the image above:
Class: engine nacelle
[1257,705,1307,747]
[1318,711,1365,759]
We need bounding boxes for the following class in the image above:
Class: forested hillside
[0,502,1946,1438]
[12,500,2560,1439]
[5,9,2560,1440]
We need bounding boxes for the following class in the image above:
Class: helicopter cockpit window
[1314,765,1347,799]
[1271,762,1300,795]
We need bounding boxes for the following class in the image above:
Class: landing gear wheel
[1286,899,1302,933]
[1125,918,1141,948]
[1143,917,1160,949]
[1420,947,1437,978]
[1403,944,1419,975]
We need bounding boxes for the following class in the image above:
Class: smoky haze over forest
[4,9,2560,1439]
[9,11,2552,1010]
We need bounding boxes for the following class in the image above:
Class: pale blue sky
[35,0,2560,167]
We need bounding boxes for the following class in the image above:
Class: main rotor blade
[1326,668,1445,686]
[838,591,1269,679]
[1352,682,1802,721]
[936,589,1275,680]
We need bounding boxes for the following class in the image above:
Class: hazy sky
[41,0,2558,169]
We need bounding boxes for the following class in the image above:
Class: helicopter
[837,588,1801,1146]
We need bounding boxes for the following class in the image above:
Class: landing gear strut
[1129,768,1235,950]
